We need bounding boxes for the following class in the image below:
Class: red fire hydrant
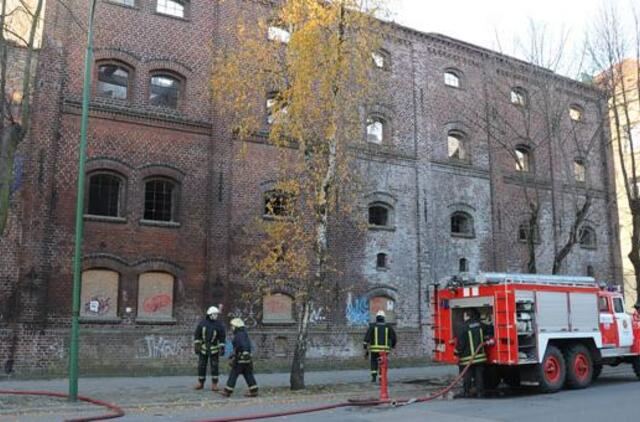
[379,351,389,401]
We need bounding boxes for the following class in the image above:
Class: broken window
[97,63,130,100]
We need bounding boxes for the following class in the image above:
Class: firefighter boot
[211,383,219,392]
[194,380,204,390]
[371,374,377,383]
[219,388,232,398]
[244,387,259,397]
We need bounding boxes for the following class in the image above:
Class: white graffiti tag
[139,335,184,359]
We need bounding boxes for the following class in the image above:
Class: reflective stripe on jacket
[364,322,397,352]
[456,321,487,364]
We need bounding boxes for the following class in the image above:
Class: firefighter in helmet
[193,306,226,391]
[454,308,487,398]
[363,310,397,383]
[220,318,259,397]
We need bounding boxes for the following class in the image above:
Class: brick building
[0,0,621,376]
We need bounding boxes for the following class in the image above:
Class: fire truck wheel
[564,344,593,389]
[633,357,640,380]
[538,345,566,393]
[592,364,602,381]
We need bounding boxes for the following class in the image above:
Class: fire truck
[432,272,640,393]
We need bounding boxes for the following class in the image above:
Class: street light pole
[69,0,98,402]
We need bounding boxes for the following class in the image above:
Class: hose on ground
[193,341,490,422]
[0,389,125,422]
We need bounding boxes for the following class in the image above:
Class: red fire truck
[432,272,640,393]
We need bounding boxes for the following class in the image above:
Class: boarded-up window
[137,272,174,320]
[81,269,119,319]
[369,296,395,323]
[262,293,294,324]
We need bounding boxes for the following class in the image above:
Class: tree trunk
[629,200,640,305]
[0,123,23,234]
[552,196,591,274]
[290,299,311,390]
[526,206,538,274]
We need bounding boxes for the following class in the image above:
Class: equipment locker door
[598,295,617,347]
[613,297,634,347]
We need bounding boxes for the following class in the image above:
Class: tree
[465,21,602,274]
[589,2,640,304]
[0,0,45,235]
[212,0,387,390]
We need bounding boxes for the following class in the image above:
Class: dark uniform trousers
[224,352,258,394]
[456,320,487,397]
[198,352,220,383]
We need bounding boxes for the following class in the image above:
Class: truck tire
[564,344,593,389]
[537,345,566,393]
[633,357,640,380]
[592,364,602,381]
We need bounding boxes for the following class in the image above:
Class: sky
[394,0,638,74]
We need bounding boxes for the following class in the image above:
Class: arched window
[579,226,597,249]
[448,130,468,162]
[370,296,395,322]
[372,50,390,70]
[156,0,187,18]
[144,178,177,222]
[366,116,386,144]
[137,272,175,320]
[574,158,586,182]
[459,258,469,272]
[444,69,461,88]
[376,253,387,269]
[264,190,293,217]
[450,212,474,237]
[87,172,124,217]
[266,91,288,125]
[368,203,391,227]
[586,265,595,277]
[510,87,528,107]
[514,145,532,172]
[96,62,131,100]
[149,73,182,108]
[569,104,584,122]
[263,293,294,324]
[81,269,119,319]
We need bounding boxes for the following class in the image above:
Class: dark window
[587,265,595,277]
[518,221,539,242]
[97,64,129,100]
[156,0,185,18]
[376,253,387,269]
[150,74,181,108]
[459,258,468,272]
[450,212,474,237]
[574,158,586,182]
[88,173,122,217]
[368,205,389,226]
[264,190,292,217]
[613,298,625,313]
[515,145,531,172]
[579,226,597,248]
[448,131,467,161]
[144,179,176,222]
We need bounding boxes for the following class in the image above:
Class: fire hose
[0,389,125,422]
[193,340,492,422]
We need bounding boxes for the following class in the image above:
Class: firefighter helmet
[230,318,245,328]
[207,306,220,316]
[376,310,386,318]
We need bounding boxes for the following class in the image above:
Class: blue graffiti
[346,294,369,325]
[9,154,23,196]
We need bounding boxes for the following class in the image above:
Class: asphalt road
[179,369,640,422]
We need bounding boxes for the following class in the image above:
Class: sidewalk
[0,365,458,421]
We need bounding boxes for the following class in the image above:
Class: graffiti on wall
[228,300,260,328]
[137,335,185,359]
[308,303,326,324]
[138,272,174,319]
[84,296,111,315]
[345,293,369,325]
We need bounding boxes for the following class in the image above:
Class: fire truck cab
[432,272,640,393]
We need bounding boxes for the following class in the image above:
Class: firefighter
[193,306,226,391]
[363,310,397,383]
[220,318,259,397]
[454,308,487,398]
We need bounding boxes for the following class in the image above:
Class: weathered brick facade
[0,0,621,377]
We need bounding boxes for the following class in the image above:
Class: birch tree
[589,2,640,304]
[0,0,44,234]
[212,0,386,390]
